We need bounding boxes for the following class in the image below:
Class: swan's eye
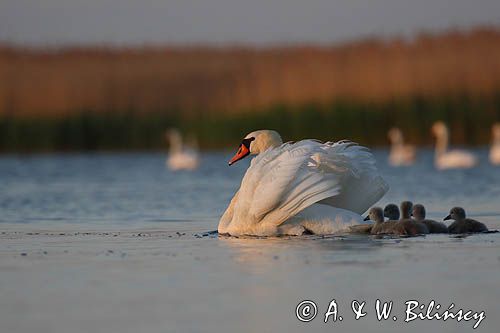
[241,137,255,150]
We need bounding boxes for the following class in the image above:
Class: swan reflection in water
[217,233,386,274]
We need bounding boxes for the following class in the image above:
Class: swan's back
[436,149,477,170]
[389,145,416,166]
[167,149,199,171]
[316,141,389,214]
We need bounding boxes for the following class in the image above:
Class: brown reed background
[1,27,500,151]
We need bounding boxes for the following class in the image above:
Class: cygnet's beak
[443,214,452,221]
[363,216,370,221]
[228,144,250,166]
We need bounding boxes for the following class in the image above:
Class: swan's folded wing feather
[218,190,239,233]
[246,146,305,220]
[318,141,389,213]
[248,140,349,227]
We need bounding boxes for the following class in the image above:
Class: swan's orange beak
[229,144,250,166]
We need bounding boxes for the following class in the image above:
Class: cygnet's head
[431,121,448,137]
[228,130,282,165]
[384,204,400,220]
[412,204,426,221]
[364,207,384,223]
[444,207,466,221]
[400,201,413,219]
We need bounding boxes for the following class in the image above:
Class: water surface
[0,149,499,333]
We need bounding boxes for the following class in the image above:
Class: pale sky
[1,0,500,46]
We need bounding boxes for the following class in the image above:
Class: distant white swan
[218,130,388,236]
[387,127,416,166]
[431,121,477,170]
[490,123,500,165]
[166,129,199,171]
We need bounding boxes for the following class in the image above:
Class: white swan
[490,123,500,165]
[166,129,200,171]
[218,130,389,236]
[431,121,477,170]
[387,127,416,166]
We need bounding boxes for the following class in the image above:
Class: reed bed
[1,27,499,151]
[2,27,500,116]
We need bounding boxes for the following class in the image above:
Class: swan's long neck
[435,130,448,157]
[493,131,500,146]
[390,139,403,150]
[388,130,404,150]
[168,132,183,153]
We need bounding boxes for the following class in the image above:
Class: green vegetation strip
[1,95,500,152]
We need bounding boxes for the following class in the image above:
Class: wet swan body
[218,130,389,236]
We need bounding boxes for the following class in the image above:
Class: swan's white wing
[167,150,199,170]
[224,140,388,235]
[248,141,345,226]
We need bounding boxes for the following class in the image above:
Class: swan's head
[228,130,283,165]
[364,207,384,223]
[400,201,413,219]
[444,207,466,221]
[166,128,181,141]
[383,204,400,220]
[412,204,426,221]
[431,121,448,137]
[387,128,403,143]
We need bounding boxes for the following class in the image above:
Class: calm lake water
[1,149,499,333]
